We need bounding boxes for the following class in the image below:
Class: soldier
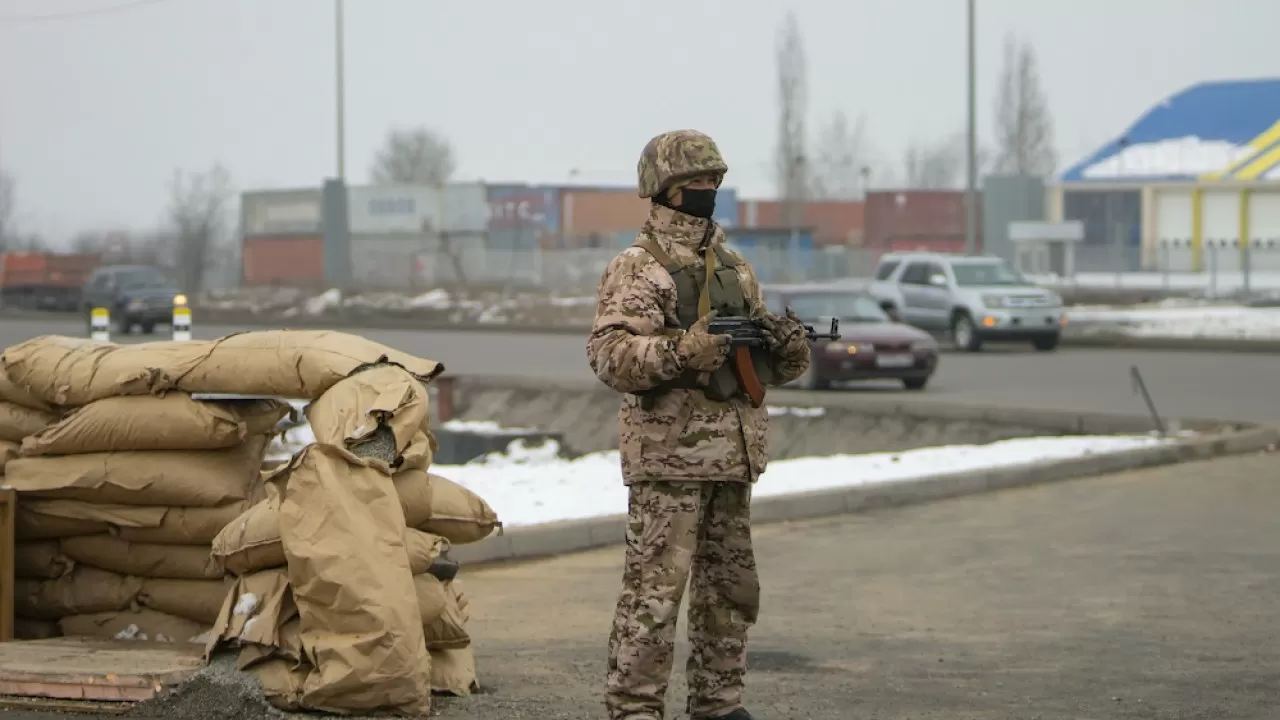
[587,130,812,720]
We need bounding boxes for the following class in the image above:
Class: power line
[0,0,181,23]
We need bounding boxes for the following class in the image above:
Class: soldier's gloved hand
[758,308,807,357]
[676,310,731,372]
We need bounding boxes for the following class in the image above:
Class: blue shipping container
[713,188,739,228]
[486,184,562,248]
[723,229,816,283]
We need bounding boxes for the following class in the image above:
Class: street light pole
[964,0,978,255]
[335,0,346,181]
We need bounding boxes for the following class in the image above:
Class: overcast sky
[1,0,1276,242]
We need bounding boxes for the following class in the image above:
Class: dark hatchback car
[763,285,940,391]
[80,265,183,335]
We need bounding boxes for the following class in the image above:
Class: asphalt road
[1,316,1277,423]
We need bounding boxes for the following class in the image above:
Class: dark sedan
[762,286,940,391]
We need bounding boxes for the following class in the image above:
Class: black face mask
[656,188,717,219]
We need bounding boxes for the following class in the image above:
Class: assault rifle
[707,315,841,408]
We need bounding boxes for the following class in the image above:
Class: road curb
[447,424,1279,567]
[6,308,1280,354]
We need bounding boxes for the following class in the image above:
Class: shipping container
[722,228,816,284]
[350,233,435,290]
[486,185,560,250]
[863,190,981,252]
[0,252,101,310]
[242,235,325,288]
[242,188,323,237]
[738,199,864,246]
[347,183,489,235]
[559,186,740,248]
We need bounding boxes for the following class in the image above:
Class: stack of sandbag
[0,371,57,478]
[1,330,445,644]
[6,392,290,641]
[206,364,500,716]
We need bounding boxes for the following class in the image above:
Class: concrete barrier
[449,423,1278,566]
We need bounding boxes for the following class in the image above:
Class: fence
[409,245,886,294]
[1044,237,1280,297]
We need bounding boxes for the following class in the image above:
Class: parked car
[762,284,939,391]
[80,265,183,335]
[868,251,1065,352]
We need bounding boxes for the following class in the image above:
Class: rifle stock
[729,346,766,408]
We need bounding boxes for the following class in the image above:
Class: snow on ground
[1066,303,1280,340]
[434,435,1175,527]
[1032,270,1280,294]
[267,421,1175,529]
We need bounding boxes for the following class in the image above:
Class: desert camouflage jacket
[587,205,808,484]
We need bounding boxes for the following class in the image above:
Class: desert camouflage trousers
[605,481,760,720]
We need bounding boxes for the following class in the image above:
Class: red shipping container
[0,252,99,288]
[561,188,649,247]
[242,235,324,288]
[864,190,982,252]
[737,200,865,246]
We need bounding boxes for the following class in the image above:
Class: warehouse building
[1053,77,1280,273]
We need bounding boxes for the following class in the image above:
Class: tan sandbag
[306,364,428,456]
[204,568,295,656]
[0,401,56,443]
[5,435,269,507]
[60,535,223,580]
[21,394,289,456]
[15,566,143,620]
[18,498,251,545]
[0,440,17,470]
[14,540,74,579]
[14,616,61,639]
[114,502,254,545]
[429,646,479,696]
[59,608,210,644]
[139,577,234,625]
[394,470,500,545]
[420,577,470,650]
[213,484,448,576]
[250,657,311,712]
[278,443,432,715]
[453,578,471,622]
[2,331,442,406]
[15,504,109,540]
[0,368,52,411]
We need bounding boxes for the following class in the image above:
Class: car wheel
[795,363,830,391]
[902,376,929,391]
[116,316,133,335]
[140,322,157,335]
[950,313,982,352]
[1032,334,1060,352]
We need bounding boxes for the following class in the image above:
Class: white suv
[868,252,1065,352]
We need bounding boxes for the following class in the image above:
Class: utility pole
[335,0,346,180]
[964,0,978,254]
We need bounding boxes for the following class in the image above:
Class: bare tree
[992,33,1057,176]
[167,164,233,295]
[773,10,809,223]
[903,136,964,189]
[0,169,15,250]
[810,110,869,200]
[370,127,457,185]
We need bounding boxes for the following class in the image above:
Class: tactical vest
[633,234,774,407]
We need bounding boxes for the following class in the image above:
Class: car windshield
[785,293,888,323]
[117,269,168,289]
[950,261,1028,287]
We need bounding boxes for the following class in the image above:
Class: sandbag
[139,577,234,625]
[420,577,470,650]
[206,568,295,654]
[0,440,17,470]
[14,540,74,579]
[278,443,432,715]
[306,364,428,456]
[59,608,209,644]
[251,658,311,712]
[17,498,251,545]
[5,435,269,507]
[394,470,500,545]
[60,535,223,580]
[15,504,108,541]
[0,401,55,443]
[14,616,61,639]
[0,368,52,410]
[429,646,478,696]
[15,566,143,620]
[0,332,443,407]
[22,394,288,456]
[213,485,449,576]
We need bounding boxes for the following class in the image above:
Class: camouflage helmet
[636,129,728,199]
